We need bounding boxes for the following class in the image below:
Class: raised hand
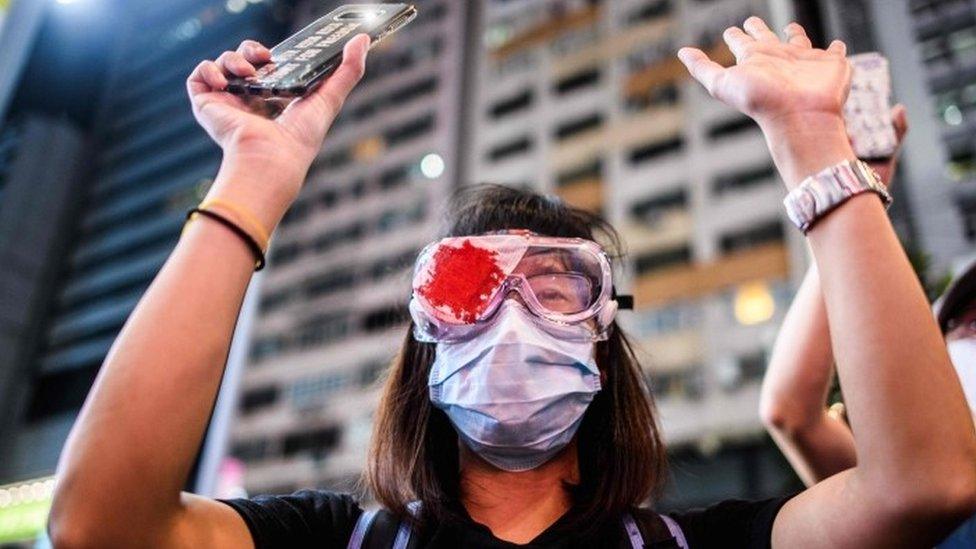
[678,18,858,189]
[186,34,370,201]
[678,18,850,128]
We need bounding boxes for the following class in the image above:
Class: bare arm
[760,266,857,486]
[680,18,976,548]
[47,36,370,548]
[759,108,907,487]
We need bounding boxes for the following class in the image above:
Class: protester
[47,18,976,549]
[761,246,976,549]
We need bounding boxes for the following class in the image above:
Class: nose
[504,289,529,308]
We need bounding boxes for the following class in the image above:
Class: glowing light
[353,136,385,161]
[944,104,963,126]
[226,0,246,13]
[56,0,78,4]
[420,153,445,179]
[734,281,775,326]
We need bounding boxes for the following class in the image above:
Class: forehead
[515,249,571,269]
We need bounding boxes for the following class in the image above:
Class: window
[490,89,534,119]
[488,136,533,162]
[624,0,672,25]
[634,245,692,275]
[362,304,408,333]
[556,158,602,187]
[554,67,601,95]
[379,163,412,189]
[318,189,339,208]
[250,336,284,362]
[280,199,311,227]
[554,113,603,141]
[720,220,784,253]
[388,76,439,105]
[624,83,679,112]
[307,267,356,296]
[282,425,341,459]
[648,366,704,400]
[707,116,757,141]
[631,189,687,225]
[385,113,436,146]
[260,289,292,313]
[240,385,278,415]
[231,439,269,463]
[738,350,767,383]
[628,136,683,164]
[291,373,349,410]
[270,242,304,266]
[296,313,350,348]
[359,360,388,386]
[712,164,776,195]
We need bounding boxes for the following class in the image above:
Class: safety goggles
[409,232,625,342]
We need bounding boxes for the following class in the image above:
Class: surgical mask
[428,301,601,472]
[947,338,976,415]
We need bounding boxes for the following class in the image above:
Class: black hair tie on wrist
[187,207,266,271]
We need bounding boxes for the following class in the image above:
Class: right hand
[186,34,370,200]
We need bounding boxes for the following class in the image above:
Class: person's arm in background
[680,18,976,548]
[46,35,370,549]
[759,107,908,486]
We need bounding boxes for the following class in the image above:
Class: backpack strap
[622,513,645,548]
[346,509,379,549]
[391,501,422,549]
[346,502,422,549]
[658,514,689,549]
[622,511,690,549]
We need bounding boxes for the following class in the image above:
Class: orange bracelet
[199,198,271,251]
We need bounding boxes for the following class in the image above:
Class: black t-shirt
[219,490,793,548]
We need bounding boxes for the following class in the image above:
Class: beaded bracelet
[186,207,266,271]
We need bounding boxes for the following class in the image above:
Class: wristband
[186,208,266,271]
[783,159,892,234]
[199,198,271,250]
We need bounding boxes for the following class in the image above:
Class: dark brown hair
[363,184,668,533]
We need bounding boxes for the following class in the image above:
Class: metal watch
[783,159,892,234]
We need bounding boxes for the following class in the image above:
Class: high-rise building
[822,0,976,275]
[0,0,282,500]
[467,0,804,507]
[227,0,468,495]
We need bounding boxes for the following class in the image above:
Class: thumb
[279,34,370,128]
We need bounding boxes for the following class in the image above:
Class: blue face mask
[428,301,602,472]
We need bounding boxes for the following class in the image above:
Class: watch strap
[783,159,892,233]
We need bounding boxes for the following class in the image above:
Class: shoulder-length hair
[363,184,668,533]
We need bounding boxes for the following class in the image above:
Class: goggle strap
[612,291,634,310]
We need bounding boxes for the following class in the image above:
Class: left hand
[677,17,850,129]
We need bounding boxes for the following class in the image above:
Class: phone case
[227,3,417,98]
[843,52,898,160]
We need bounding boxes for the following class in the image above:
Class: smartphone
[227,3,417,98]
[843,52,898,161]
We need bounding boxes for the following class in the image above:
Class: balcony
[635,242,789,308]
[624,42,734,99]
[491,5,601,61]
